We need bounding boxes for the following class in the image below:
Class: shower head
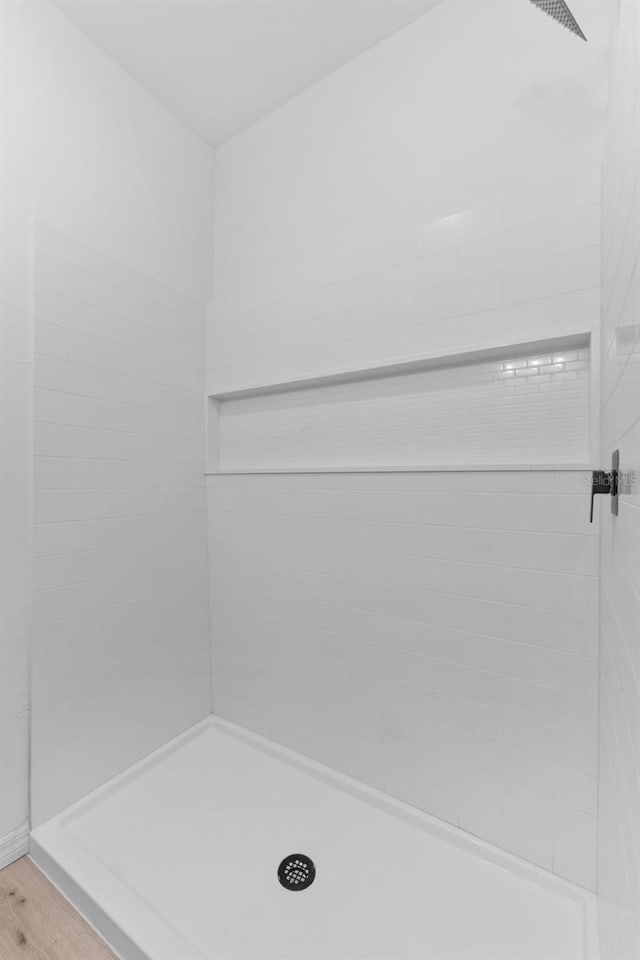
[528,0,587,40]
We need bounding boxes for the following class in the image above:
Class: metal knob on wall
[590,449,619,522]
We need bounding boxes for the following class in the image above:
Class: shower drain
[277,854,316,891]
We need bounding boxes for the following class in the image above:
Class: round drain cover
[277,854,316,891]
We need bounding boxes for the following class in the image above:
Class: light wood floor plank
[0,857,118,959]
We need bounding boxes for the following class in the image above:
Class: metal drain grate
[277,854,316,891]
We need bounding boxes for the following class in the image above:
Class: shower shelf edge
[205,462,592,475]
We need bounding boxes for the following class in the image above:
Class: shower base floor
[31,718,597,960]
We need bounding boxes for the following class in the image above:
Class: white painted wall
[0,0,35,868]
[1,0,215,840]
[207,0,608,886]
[597,0,640,955]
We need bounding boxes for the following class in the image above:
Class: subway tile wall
[208,470,599,888]
[207,168,601,396]
[31,224,211,825]
[597,0,640,955]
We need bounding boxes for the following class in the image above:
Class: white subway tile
[552,765,597,816]
[553,842,597,891]
[35,320,70,360]
[459,205,599,280]
[503,246,600,306]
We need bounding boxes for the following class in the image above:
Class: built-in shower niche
[206,334,592,474]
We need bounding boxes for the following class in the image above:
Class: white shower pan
[30,718,597,960]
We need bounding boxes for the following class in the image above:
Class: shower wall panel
[31,225,211,824]
[207,0,607,890]
[597,0,640,955]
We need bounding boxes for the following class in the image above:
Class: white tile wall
[597,0,640,955]
[208,470,599,888]
[31,224,212,824]
[215,346,590,471]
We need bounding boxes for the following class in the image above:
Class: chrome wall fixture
[590,450,620,522]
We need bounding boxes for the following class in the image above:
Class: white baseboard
[0,823,30,870]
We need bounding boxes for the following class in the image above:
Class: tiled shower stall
[0,0,638,957]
